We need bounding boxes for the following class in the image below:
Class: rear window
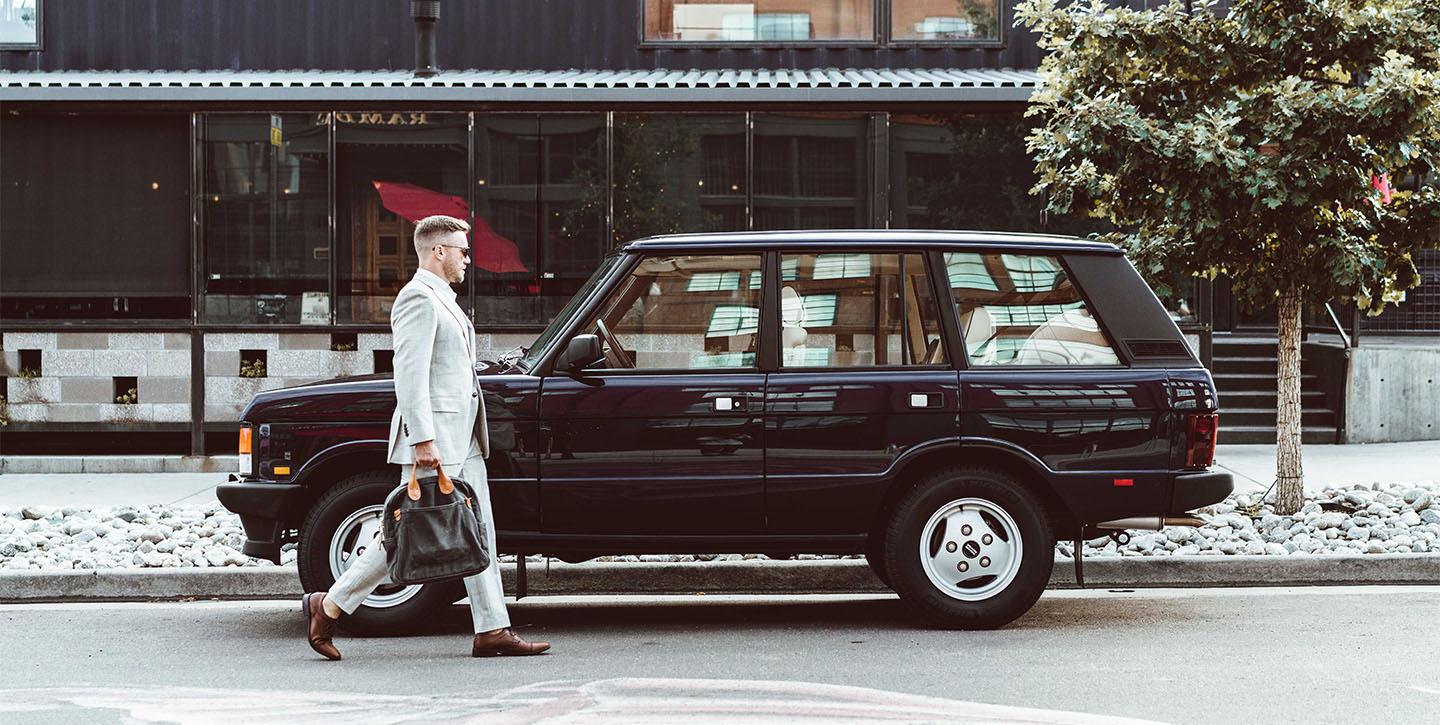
[945,252,1120,367]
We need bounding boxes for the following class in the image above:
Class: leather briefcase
[382,464,491,585]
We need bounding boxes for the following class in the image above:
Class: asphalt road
[1,587,1437,724]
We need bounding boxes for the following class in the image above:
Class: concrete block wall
[1,332,191,424]
[2,328,543,427]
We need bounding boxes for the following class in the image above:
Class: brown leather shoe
[471,627,550,657]
[302,592,342,661]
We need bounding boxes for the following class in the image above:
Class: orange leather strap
[407,463,455,500]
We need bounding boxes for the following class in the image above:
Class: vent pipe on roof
[411,0,440,78]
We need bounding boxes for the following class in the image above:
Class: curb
[2,555,1439,603]
[0,456,238,475]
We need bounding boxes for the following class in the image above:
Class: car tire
[884,466,1053,629]
[297,470,464,636]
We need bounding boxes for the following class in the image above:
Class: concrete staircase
[1211,336,1339,444]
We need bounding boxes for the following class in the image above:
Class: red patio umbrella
[370,180,529,273]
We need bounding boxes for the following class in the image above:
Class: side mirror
[555,334,604,374]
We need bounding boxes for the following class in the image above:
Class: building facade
[1,0,1436,453]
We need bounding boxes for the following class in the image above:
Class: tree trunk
[1273,286,1306,515]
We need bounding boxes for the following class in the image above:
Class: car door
[539,252,767,534]
[764,251,960,535]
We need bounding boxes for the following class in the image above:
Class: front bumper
[216,474,305,563]
[1170,470,1234,513]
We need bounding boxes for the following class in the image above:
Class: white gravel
[1,482,1437,571]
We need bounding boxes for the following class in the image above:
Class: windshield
[515,252,625,373]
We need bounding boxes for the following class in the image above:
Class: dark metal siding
[1,0,1044,73]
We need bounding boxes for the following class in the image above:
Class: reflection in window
[812,254,872,280]
[706,304,760,336]
[475,114,605,327]
[0,0,38,47]
[687,271,744,292]
[944,253,1001,291]
[613,114,746,243]
[753,113,870,230]
[890,114,1106,236]
[891,0,1002,42]
[779,253,944,368]
[336,112,470,323]
[582,254,763,370]
[948,253,1120,367]
[645,0,872,42]
[1,113,190,320]
[202,114,330,323]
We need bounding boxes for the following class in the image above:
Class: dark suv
[219,230,1230,630]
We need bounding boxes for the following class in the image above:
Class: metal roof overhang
[0,68,1042,104]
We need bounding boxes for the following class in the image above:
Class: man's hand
[413,440,441,470]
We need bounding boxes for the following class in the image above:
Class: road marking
[0,681,1170,724]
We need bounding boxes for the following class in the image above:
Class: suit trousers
[326,452,510,634]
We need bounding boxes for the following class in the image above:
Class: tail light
[238,426,253,475]
[1185,413,1218,468]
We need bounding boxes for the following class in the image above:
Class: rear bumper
[1170,470,1234,513]
[216,474,304,564]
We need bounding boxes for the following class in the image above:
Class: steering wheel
[594,319,634,369]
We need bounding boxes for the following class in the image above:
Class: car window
[945,252,1120,366]
[579,254,762,371]
[777,252,946,368]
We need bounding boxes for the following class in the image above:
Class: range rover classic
[218,230,1231,631]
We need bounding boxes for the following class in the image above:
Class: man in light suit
[302,215,550,660]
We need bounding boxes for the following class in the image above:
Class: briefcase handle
[407,462,456,500]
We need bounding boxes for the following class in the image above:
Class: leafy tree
[1016,0,1440,513]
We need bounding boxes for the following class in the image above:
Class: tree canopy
[1015,0,1440,311]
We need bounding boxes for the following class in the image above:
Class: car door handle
[909,392,942,409]
[713,394,757,412]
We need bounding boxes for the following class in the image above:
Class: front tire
[297,470,464,636]
[884,466,1053,629]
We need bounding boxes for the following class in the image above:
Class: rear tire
[884,466,1053,629]
[297,470,464,636]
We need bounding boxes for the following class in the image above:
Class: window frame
[945,251,1130,370]
[0,0,41,51]
[771,248,953,373]
[884,0,1007,49]
[638,0,883,48]
[637,0,1006,49]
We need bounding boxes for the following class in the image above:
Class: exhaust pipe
[412,0,440,78]
[1094,515,1206,531]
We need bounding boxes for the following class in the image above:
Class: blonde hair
[413,215,470,256]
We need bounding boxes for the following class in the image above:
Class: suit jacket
[387,268,490,467]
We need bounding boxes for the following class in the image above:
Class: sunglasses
[439,243,471,260]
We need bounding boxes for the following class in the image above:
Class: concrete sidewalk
[1,441,1438,508]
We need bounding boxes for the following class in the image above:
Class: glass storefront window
[891,0,1002,43]
[1,112,190,320]
[890,113,1104,236]
[612,114,747,242]
[0,0,39,48]
[336,112,469,324]
[753,113,871,230]
[472,113,607,327]
[202,114,330,324]
[644,0,874,42]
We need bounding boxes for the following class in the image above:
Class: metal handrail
[1323,302,1354,349]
